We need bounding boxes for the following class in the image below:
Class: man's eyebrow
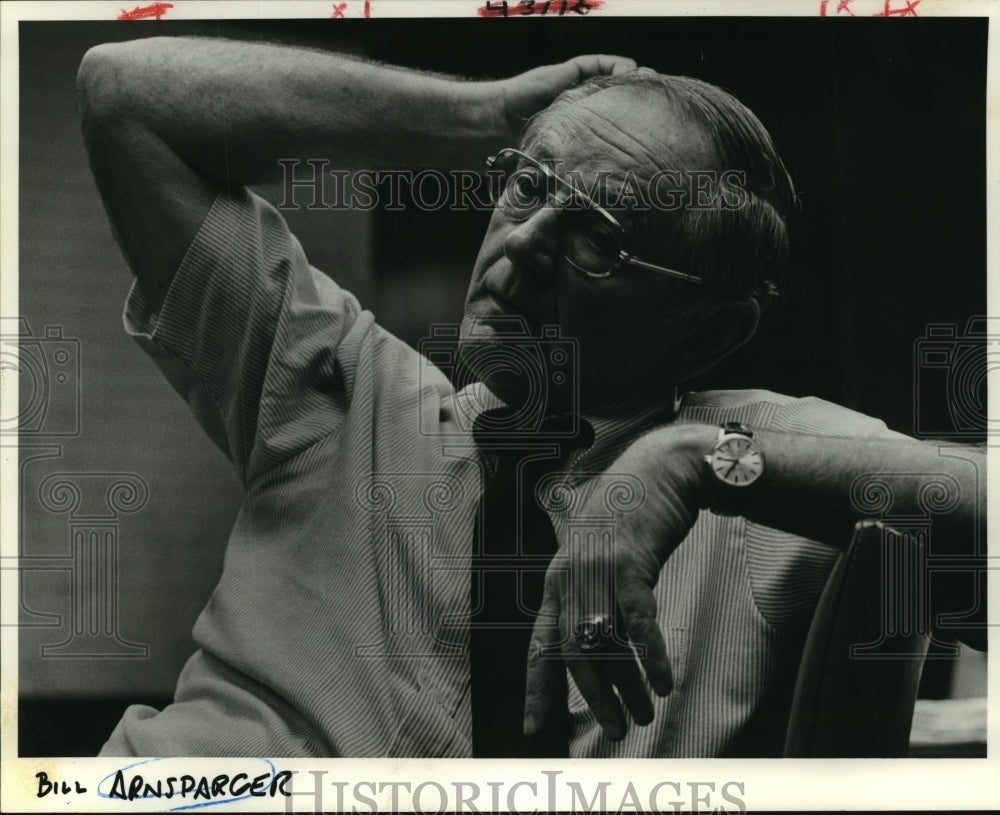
[522,135,558,162]
[561,169,641,207]
[521,139,659,216]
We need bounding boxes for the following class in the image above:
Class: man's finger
[523,576,566,736]
[567,603,651,725]
[602,646,654,726]
[608,56,640,76]
[616,573,673,696]
[565,649,627,741]
[566,54,638,81]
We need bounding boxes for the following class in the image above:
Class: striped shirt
[100,188,898,758]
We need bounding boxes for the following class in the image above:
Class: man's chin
[456,339,535,409]
[458,346,575,420]
[457,310,578,417]
[484,374,533,410]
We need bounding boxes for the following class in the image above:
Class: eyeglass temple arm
[619,252,703,284]
[488,151,705,287]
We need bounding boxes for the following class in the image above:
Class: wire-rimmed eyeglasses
[485,147,702,284]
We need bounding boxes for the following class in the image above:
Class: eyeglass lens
[493,153,625,278]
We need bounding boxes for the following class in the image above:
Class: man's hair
[522,72,798,311]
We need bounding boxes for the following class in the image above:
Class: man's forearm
[737,432,983,552]
[658,425,986,557]
[78,36,505,186]
[608,426,987,657]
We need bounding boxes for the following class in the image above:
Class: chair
[783,519,932,757]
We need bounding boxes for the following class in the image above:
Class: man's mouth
[473,308,550,343]
[475,287,552,334]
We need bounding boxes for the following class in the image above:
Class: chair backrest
[783,519,931,757]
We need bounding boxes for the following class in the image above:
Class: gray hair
[523,72,798,310]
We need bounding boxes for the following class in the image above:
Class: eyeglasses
[485,148,702,284]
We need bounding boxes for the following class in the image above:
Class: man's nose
[502,204,561,283]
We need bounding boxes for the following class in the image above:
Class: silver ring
[575,614,612,652]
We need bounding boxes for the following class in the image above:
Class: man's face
[460,84,721,414]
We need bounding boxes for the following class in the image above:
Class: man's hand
[523,425,712,742]
[522,420,988,741]
[493,55,638,139]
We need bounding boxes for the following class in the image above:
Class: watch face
[711,436,764,486]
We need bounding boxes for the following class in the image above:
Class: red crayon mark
[117,2,172,20]
[819,0,856,15]
[331,2,347,16]
[364,0,371,17]
[478,0,603,17]
[873,0,919,15]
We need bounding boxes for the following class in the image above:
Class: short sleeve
[124,187,368,483]
[768,395,911,440]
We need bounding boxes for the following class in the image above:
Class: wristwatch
[704,421,765,515]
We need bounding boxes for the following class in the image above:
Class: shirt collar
[565,390,679,482]
[457,381,679,482]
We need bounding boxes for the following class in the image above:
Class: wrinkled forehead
[518,86,725,227]
[521,85,721,181]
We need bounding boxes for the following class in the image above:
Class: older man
[77,37,983,758]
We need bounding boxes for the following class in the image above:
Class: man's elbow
[77,41,147,136]
[78,44,117,121]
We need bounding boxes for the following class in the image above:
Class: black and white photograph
[2,0,996,811]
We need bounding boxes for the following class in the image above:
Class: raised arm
[77,36,636,307]
[525,427,987,740]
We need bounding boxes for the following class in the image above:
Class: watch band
[720,421,752,440]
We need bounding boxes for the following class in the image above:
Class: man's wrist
[701,423,767,517]
[625,423,718,512]
[674,424,720,512]
[470,80,521,146]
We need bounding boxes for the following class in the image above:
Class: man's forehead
[525,85,718,178]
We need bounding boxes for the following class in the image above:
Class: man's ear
[662,298,761,383]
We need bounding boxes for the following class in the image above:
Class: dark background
[17,16,986,755]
